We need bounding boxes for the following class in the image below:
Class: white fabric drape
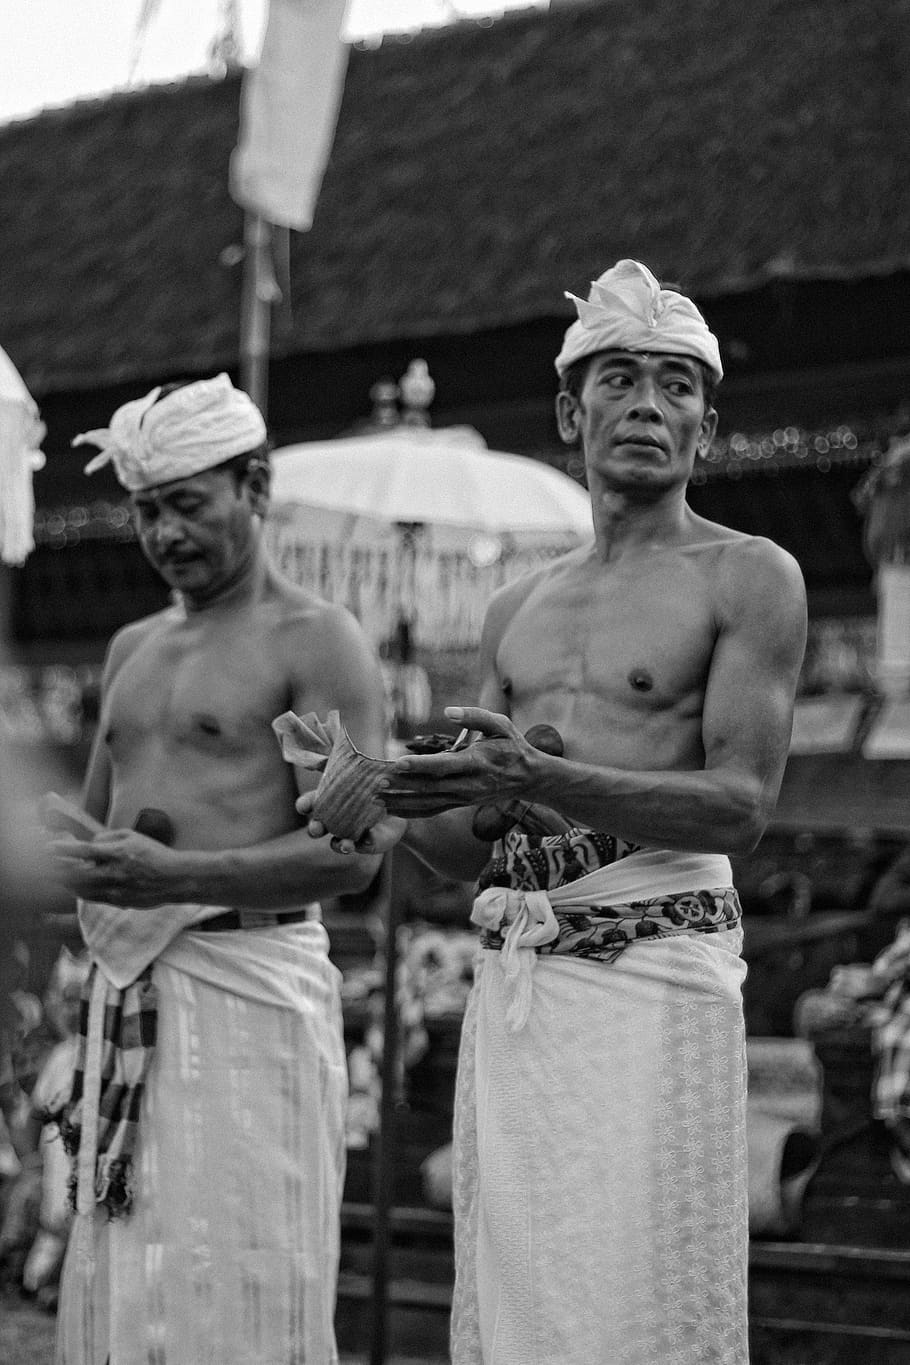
[451,923,749,1364]
[56,921,347,1365]
[0,343,45,565]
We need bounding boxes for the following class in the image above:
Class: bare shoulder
[695,523,807,666]
[481,546,582,645]
[102,604,181,679]
[264,575,383,708]
[267,575,373,659]
[264,575,385,745]
[485,568,544,628]
[714,530,805,614]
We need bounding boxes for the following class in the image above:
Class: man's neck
[588,482,690,562]
[181,545,268,614]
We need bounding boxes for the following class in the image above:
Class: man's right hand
[47,826,183,908]
[40,792,106,841]
[295,790,407,857]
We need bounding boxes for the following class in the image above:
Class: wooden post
[238,212,273,418]
[370,855,400,1365]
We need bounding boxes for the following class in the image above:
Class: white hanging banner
[230,0,350,230]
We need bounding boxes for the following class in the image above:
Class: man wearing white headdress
[299,261,809,1363]
[48,374,388,1365]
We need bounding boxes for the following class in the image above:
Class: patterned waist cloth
[475,827,742,964]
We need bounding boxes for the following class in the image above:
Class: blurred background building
[2,0,907,735]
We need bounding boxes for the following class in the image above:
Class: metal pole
[238,212,272,418]
[370,855,400,1365]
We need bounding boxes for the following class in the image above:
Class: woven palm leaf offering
[272,708,396,842]
[272,710,334,770]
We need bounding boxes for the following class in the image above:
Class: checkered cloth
[870,920,910,1143]
[56,961,158,1216]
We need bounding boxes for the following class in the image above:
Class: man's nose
[150,513,186,550]
[626,382,662,420]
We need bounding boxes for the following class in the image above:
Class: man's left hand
[382,706,541,816]
[48,828,180,908]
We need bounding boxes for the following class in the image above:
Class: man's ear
[697,406,719,458]
[555,390,582,447]
[245,459,271,516]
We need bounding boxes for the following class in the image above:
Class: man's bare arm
[79,622,145,822]
[49,822,386,909]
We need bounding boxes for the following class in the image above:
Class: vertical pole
[239,212,272,419]
[0,566,9,648]
[370,856,400,1365]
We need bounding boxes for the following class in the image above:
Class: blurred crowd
[2,677,910,1313]
[0,649,83,1312]
[0,941,88,1309]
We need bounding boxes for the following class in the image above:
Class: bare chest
[498,559,718,722]
[104,620,290,760]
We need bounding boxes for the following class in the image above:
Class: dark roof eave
[705,255,910,298]
[4,0,910,391]
[22,256,910,401]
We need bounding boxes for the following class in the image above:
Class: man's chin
[606,464,673,489]
[158,559,208,587]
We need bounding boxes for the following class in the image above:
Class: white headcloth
[554,259,723,383]
[73,373,268,492]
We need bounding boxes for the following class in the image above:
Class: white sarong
[55,919,347,1365]
[451,846,749,1365]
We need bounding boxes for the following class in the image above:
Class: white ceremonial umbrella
[0,344,45,567]
[266,424,593,650]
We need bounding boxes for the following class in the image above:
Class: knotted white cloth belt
[471,888,560,1032]
[470,849,734,1032]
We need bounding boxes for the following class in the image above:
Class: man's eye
[667,381,694,396]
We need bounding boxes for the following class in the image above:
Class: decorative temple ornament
[398,359,435,428]
[359,359,436,434]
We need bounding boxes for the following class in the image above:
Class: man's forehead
[589,349,702,374]
[131,468,224,503]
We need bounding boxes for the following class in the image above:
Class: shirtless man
[302,261,808,1364]
[49,374,386,1365]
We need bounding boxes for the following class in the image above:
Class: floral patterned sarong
[476,827,742,962]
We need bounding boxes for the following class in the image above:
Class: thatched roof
[1,0,908,396]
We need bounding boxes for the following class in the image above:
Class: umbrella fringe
[265,525,577,649]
